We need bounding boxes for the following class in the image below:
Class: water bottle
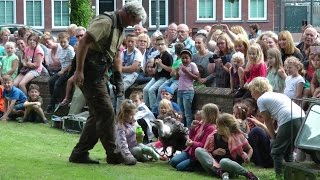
[136,126,143,144]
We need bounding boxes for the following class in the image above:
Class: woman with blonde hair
[278,30,304,63]
[208,33,235,88]
[248,77,305,179]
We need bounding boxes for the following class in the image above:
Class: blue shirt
[3,86,27,105]
[69,36,77,47]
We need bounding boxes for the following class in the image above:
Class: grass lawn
[0,121,275,180]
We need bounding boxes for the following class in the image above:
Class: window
[149,0,168,27]
[249,0,267,20]
[197,0,216,20]
[223,0,241,20]
[53,0,70,28]
[0,0,15,24]
[25,0,44,28]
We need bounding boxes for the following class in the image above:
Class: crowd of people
[0,1,318,179]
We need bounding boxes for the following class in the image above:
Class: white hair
[4,42,16,52]
[124,1,147,24]
[231,52,245,64]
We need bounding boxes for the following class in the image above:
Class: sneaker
[222,172,230,180]
[42,119,49,124]
[17,117,25,123]
[246,172,259,180]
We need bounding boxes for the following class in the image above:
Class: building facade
[0,0,279,33]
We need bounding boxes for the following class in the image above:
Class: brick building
[0,0,278,33]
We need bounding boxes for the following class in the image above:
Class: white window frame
[148,0,168,28]
[24,0,44,29]
[248,0,267,20]
[223,0,242,21]
[197,0,216,20]
[52,0,70,29]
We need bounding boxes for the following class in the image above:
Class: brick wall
[129,84,234,114]
[31,77,234,116]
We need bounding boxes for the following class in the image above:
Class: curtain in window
[250,0,264,18]
[0,0,14,24]
[199,0,213,18]
[225,0,239,18]
[151,0,165,26]
[26,0,42,26]
[54,0,69,26]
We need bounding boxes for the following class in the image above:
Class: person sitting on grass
[195,113,259,180]
[130,90,156,144]
[21,84,48,123]
[0,75,27,121]
[116,99,160,165]
[152,86,181,117]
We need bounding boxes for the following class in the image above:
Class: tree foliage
[69,0,93,28]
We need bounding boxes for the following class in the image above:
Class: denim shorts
[28,70,41,77]
[14,103,25,111]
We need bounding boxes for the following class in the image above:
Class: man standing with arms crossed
[69,1,147,165]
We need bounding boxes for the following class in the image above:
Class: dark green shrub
[69,0,93,28]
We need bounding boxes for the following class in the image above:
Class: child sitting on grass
[170,103,218,172]
[116,99,159,165]
[130,90,156,144]
[195,113,259,180]
[22,84,48,123]
[0,75,27,121]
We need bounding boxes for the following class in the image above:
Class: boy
[47,32,75,113]
[156,42,184,103]
[130,91,155,143]
[22,84,48,123]
[0,75,27,121]
[143,35,173,110]
[110,33,143,112]
[152,86,181,118]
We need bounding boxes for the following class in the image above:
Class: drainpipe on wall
[184,0,186,24]
[156,0,160,30]
[278,0,282,32]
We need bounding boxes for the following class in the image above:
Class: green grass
[0,121,275,180]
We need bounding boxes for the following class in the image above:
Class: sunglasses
[76,34,84,38]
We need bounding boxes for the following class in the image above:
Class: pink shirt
[246,62,267,83]
[178,62,199,91]
[24,45,44,73]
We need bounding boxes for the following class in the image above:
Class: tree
[69,0,93,28]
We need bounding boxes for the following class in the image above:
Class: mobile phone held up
[209,54,219,63]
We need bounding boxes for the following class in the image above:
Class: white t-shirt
[257,92,305,127]
[284,75,305,99]
[121,47,143,77]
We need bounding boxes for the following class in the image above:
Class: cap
[180,49,192,57]
[162,86,174,95]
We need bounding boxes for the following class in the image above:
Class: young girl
[170,103,219,171]
[229,52,245,97]
[1,42,19,79]
[116,99,159,165]
[283,56,305,101]
[266,48,287,93]
[175,49,199,127]
[247,112,273,168]
[310,53,320,98]
[245,43,267,85]
[233,102,250,134]
[195,113,259,180]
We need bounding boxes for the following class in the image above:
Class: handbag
[20,47,36,75]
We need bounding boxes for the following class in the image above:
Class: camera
[209,54,220,63]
